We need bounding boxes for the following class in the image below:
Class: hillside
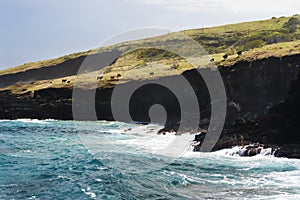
[0,15,300,95]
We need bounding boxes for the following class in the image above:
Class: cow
[223,54,228,60]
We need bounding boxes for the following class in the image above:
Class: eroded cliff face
[221,54,300,123]
[0,89,73,120]
[1,54,300,122]
[262,70,300,145]
[201,69,300,158]
[0,54,300,157]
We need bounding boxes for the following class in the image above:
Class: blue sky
[0,0,299,69]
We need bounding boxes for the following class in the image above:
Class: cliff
[1,16,300,158]
[1,54,300,158]
[1,54,298,120]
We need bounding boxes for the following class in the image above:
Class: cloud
[130,0,300,14]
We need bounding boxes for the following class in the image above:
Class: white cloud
[130,0,300,14]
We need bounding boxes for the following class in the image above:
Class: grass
[1,15,300,94]
[218,40,300,66]
[4,40,300,95]
[0,50,98,76]
[183,15,300,54]
[1,15,299,76]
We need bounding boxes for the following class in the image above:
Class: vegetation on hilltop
[184,15,300,54]
[1,15,300,76]
[1,15,300,94]
[0,50,99,76]
[3,40,300,95]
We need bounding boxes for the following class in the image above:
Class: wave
[16,119,49,124]
[81,186,96,199]
[0,118,57,124]
[213,145,277,157]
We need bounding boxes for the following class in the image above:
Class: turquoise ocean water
[0,119,299,199]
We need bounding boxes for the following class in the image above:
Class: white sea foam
[16,119,48,124]
[103,124,194,157]
[213,145,276,157]
[0,119,12,122]
[19,150,32,153]
[80,122,196,158]
[27,196,38,200]
[0,119,48,124]
[81,187,96,199]
[101,129,124,134]
[44,119,59,122]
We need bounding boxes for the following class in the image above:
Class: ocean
[0,119,299,199]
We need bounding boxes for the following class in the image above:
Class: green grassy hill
[1,15,300,94]
[185,15,300,53]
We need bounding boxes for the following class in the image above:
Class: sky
[0,0,299,69]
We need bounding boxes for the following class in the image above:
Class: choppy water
[0,120,299,199]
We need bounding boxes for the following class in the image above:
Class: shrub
[226,47,236,55]
[137,48,178,60]
[266,32,286,44]
[283,17,300,33]
[243,39,265,51]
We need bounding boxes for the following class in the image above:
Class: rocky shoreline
[194,61,300,158]
[1,54,300,158]
[155,54,300,159]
